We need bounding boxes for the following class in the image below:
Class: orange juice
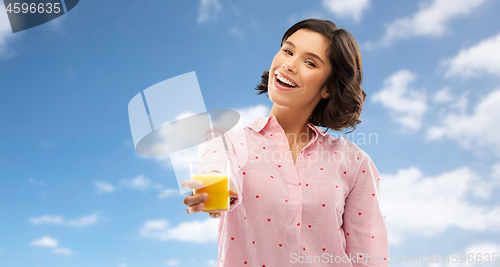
[193,173,229,212]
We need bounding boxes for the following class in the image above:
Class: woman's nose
[282,61,297,73]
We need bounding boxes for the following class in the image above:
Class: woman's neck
[269,105,315,147]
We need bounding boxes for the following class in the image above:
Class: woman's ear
[321,86,331,99]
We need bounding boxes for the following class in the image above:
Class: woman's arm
[343,154,390,267]
[198,127,245,211]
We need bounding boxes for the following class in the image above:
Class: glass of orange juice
[189,160,230,213]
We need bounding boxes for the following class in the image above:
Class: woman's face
[268,29,332,110]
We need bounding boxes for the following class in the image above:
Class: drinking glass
[189,160,230,212]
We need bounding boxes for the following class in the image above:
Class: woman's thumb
[229,180,238,198]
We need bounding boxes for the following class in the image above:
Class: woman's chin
[269,93,294,107]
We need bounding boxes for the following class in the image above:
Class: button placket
[272,127,302,205]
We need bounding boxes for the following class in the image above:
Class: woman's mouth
[274,74,297,90]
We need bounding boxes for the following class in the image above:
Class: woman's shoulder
[322,134,370,161]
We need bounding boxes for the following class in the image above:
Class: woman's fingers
[229,180,238,198]
[183,193,208,207]
[229,190,238,198]
[182,180,207,214]
[209,212,221,218]
[181,180,204,190]
[186,201,206,215]
[183,179,233,217]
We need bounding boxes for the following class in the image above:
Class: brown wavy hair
[255,18,365,134]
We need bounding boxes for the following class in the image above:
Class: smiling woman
[256,19,365,134]
[182,18,389,267]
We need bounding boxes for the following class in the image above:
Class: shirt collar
[247,115,327,137]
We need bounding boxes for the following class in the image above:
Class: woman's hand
[181,179,238,219]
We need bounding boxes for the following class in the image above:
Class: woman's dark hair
[255,18,365,134]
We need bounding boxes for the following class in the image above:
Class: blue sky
[1,0,500,266]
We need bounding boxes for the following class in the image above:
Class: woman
[182,18,389,266]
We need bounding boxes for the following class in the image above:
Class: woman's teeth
[277,74,296,87]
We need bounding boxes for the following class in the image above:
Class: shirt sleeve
[198,127,245,211]
[343,153,389,267]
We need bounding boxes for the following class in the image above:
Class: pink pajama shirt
[199,115,389,266]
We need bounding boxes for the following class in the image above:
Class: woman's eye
[282,49,315,67]
[306,61,316,67]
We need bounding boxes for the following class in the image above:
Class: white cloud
[366,0,487,48]
[197,0,222,24]
[206,259,217,266]
[117,264,128,267]
[158,188,185,198]
[66,214,99,227]
[31,236,75,255]
[121,175,151,190]
[322,0,370,22]
[380,166,500,244]
[231,105,270,131]
[139,218,219,243]
[31,236,58,247]
[426,88,500,153]
[433,87,453,103]
[53,247,73,255]
[492,162,500,178]
[448,91,469,114]
[30,213,99,227]
[95,181,115,194]
[372,70,427,130]
[30,215,64,225]
[442,32,500,78]
[165,259,180,266]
